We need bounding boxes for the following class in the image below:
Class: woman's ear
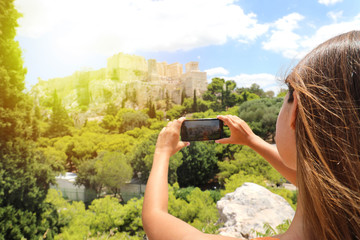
[290,91,298,130]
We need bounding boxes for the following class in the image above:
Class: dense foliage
[0,1,59,239]
[178,142,218,188]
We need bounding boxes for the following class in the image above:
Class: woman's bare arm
[142,118,240,240]
[216,115,297,185]
[246,135,296,185]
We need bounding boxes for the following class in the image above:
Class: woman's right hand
[216,115,257,146]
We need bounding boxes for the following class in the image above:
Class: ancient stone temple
[106,53,208,103]
[31,53,208,114]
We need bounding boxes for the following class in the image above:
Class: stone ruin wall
[36,53,208,111]
[106,53,207,105]
[107,53,148,73]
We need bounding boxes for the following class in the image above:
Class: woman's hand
[216,115,257,146]
[155,117,190,157]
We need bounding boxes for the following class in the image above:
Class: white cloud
[298,15,360,57]
[262,13,360,60]
[15,0,268,58]
[327,11,343,22]
[205,67,229,77]
[223,73,282,94]
[262,13,305,59]
[318,0,343,6]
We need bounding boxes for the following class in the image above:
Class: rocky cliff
[217,182,295,239]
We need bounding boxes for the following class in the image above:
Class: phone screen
[180,118,224,141]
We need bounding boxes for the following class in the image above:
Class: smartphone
[180,118,224,141]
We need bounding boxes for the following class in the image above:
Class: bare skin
[142,92,305,240]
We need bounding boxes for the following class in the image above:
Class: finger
[174,117,186,126]
[215,138,231,144]
[217,115,226,125]
[217,115,231,127]
[167,121,173,127]
[170,117,186,131]
[160,126,167,133]
[224,115,236,129]
[229,115,242,123]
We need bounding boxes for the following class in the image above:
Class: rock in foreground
[217,182,295,239]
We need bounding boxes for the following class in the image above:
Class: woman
[142,31,360,240]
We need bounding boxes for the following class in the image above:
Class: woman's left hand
[155,117,190,157]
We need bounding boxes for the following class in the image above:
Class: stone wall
[33,52,208,113]
[182,71,207,97]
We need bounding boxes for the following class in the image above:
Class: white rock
[217,182,295,239]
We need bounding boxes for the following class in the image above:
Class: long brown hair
[288,31,360,239]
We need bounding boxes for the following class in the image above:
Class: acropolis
[32,52,208,111]
[106,52,208,103]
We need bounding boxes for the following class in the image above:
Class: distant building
[51,172,96,203]
[120,178,146,203]
[51,172,146,203]
[106,53,208,103]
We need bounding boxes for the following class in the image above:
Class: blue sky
[15,0,360,94]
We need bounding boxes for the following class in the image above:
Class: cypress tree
[46,90,73,138]
[181,89,186,105]
[165,90,171,111]
[192,89,198,112]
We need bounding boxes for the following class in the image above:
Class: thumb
[176,141,190,152]
[215,138,231,144]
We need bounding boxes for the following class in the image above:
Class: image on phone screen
[180,119,224,141]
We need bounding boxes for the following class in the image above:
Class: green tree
[165,90,172,111]
[265,90,275,98]
[222,80,237,108]
[129,133,182,184]
[76,158,103,197]
[238,98,283,142]
[105,102,118,116]
[0,1,28,144]
[192,89,198,112]
[0,141,59,239]
[131,88,137,105]
[237,83,266,98]
[178,142,218,188]
[34,105,41,120]
[168,184,220,233]
[147,98,156,119]
[96,152,133,198]
[77,152,133,198]
[166,104,186,120]
[249,83,265,97]
[31,116,41,141]
[202,78,224,110]
[203,78,239,111]
[46,191,145,239]
[0,2,59,238]
[181,88,186,105]
[76,72,90,107]
[277,88,288,98]
[46,90,73,138]
[100,114,117,132]
[118,110,149,133]
[218,146,285,186]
